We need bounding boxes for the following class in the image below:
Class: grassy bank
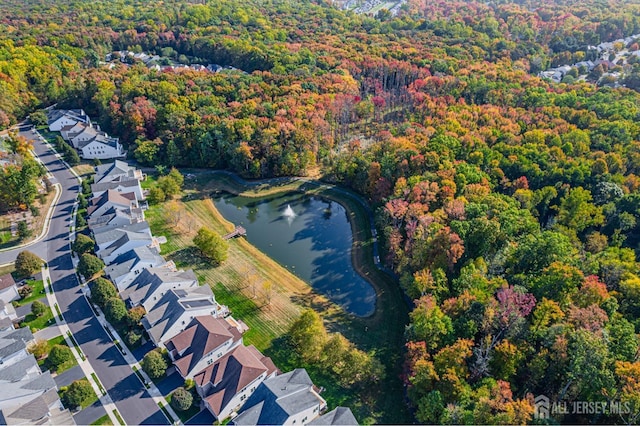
[146,171,410,423]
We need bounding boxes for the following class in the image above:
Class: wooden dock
[223,225,246,240]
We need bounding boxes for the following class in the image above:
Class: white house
[0,328,35,368]
[104,247,168,291]
[79,135,126,160]
[231,369,328,426]
[91,176,144,201]
[165,316,244,379]
[60,121,92,142]
[194,344,278,421]
[88,190,139,219]
[94,160,144,185]
[93,221,151,252]
[120,267,198,309]
[141,287,228,346]
[97,230,161,265]
[0,274,19,304]
[68,123,101,148]
[87,207,145,232]
[0,300,17,323]
[47,109,90,132]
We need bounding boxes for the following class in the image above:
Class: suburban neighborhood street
[0,126,170,425]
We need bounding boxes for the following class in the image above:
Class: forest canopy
[2,0,640,423]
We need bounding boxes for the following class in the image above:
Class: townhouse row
[84,160,356,425]
[0,323,75,424]
[47,109,126,160]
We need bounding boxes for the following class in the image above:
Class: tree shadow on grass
[167,247,215,269]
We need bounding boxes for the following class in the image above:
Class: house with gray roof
[0,273,19,304]
[47,109,90,132]
[0,354,40,384]
[0,327,34,368]
[0,300,17,323]
[308,407,358,425]
[105,246,167,291]
[120,267,197,308]
[91,175,144,201]
[166,316,244,379]
[97,229,160,265]
[94,160,143,185]
[93,221,151,250]
[88,189,139,219]
[87,206,145,232]
[194,344,278,421]
[79,134,126,160]
[231,369,327,426]
[141,287,228,346]
[0,377,73,425]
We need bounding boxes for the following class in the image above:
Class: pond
[213,191,376,317]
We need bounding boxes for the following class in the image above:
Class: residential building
[47,109,90,132]
[141,287,228,346]
[60,121,92,142]
[0,372,73,425]
[0,327,35,367]
[308,407,358,426]
[231,369,327,426]
[120,267,197,308]
[88,190,139,219]
[79,134,126,160]
[87,206,145,232]
[0,300,17,322]
[194,344,278,421]
[166,316,244,379]
[96,229,160,265]
[94,160,144,185]
[104,246,168,291]
[0,274,19,304]
[91,176,144,201]
[93,221,151,251]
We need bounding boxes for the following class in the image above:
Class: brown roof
[0,274,16,291]
[88,189,135,215]
[194,345,276,417]
[168,316,243,378]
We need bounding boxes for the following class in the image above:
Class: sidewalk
[41,265,124,426]
[83,286,183,425]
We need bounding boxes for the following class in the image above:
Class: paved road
[0,126,169,425]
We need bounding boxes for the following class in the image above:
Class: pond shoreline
[200,170,404,327]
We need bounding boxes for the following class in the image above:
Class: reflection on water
[213,192,376,317]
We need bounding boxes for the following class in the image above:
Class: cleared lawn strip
[112,410,125,426]
[90,414,113,426]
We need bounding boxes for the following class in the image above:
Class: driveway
[34,324,62,341]
[0,126,169,425]
[73,399,108,426]
[54,365,85,388]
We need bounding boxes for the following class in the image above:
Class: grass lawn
[21,306,55,332]
[14,279,46,306]
[38,335,78,374]
[145,170,411,424]
[0,264,15,277]
[90,414,113,426]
